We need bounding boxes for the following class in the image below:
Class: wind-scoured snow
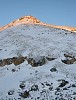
[0,16,76,100]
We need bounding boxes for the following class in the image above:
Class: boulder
[50,67,57,72]
[61,58,76,64]
[58,80,69,87]
[46,57,56,61]
[27,56,46,67]
[19,91,30,98]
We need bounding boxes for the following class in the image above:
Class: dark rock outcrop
[61,58,76,64]
[19,91,30,98]
[27,56,46,67]
[61,54,76,64]
[12,56,26,66]
[0,56,26,67]
[50,67,57,72]
[58,80,69,87]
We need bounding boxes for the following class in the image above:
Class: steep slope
[0,16,76,100]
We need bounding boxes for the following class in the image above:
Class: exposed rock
[12,56,26,66]
[55,87,60,91]
[0,56,46,67]
[27,58,37,67]
[41,83,45,88]
[61,58,76,64]
[73,92,76,95]
[65,33,67,35]
[4,58,12,65]
[30,85,39,91]
[19,83,25,89]
[8,90,14,95]
[63,87,68,90]
[50,67,57,72]
[37,97,40,99]
[27,56,46,67]
[46,83,51,86]
[1,58,13,66]
[62,54,76,64]
[0,56,26,67]
[12,69,16,72]
[58,80,69,87]
[0,60,3,66]
[49,86,53,91]
[19,91,30,98]
[72,84,76,87]
[64,54,75,58]
[46,57,56,61]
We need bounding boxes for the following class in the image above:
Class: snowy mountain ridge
[0,16,43,31]
[0,15,76,32]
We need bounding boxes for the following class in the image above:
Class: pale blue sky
[0,0,76,27]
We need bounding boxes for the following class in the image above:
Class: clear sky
[0,0,76,27]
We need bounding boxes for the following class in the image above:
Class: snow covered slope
[0,16,76,100]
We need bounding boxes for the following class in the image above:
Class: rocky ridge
[0,15,76,32]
